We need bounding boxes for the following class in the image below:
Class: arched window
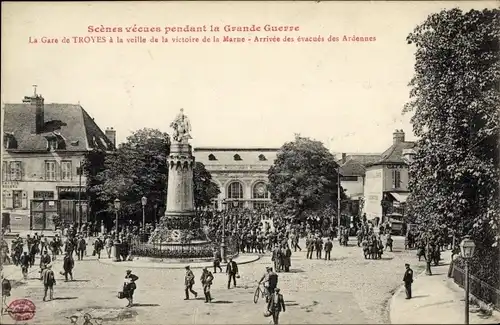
[227,181,243,199]
[252,182,268,199]
[208,154,217,161]
[233,154,242,161]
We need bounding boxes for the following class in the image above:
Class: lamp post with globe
[460,236,476,325]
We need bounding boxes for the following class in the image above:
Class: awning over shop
[390,192,409,203]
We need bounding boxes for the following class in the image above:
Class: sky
[2,1,496,153]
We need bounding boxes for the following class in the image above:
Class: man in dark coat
[324,238,333,260]
[184,266,197,300]
[63,252,74,281]
[226,257,239,289]
[267,287,286,325]
[403,263,413,299]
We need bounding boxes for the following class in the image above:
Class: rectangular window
[45,161,56,181]
[61,161,72,181]
[13,190,22,208]
[392,170,401,188]
[9,161,22,180]
[34,191,55,199]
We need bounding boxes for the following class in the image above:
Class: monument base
[148,213,208,244]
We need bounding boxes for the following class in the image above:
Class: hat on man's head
[405,263,410,267]
[126,269,132,273]
[266,266,272,270]
[185,266,190,269]
[275,288,280,292]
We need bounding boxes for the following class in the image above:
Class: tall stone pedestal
[149,141,204,244]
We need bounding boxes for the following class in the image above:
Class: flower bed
[131,242,214,259]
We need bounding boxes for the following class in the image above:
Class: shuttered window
[45,161,57,181]
[9,161,22,180]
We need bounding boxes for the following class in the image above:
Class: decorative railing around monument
[130,235,239,260]
[452,265,500,311]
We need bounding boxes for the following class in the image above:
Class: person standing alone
[226,257,239,289]
[403,263,413,299]
[42,264,56,301]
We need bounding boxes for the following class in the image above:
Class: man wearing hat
[403,263,413,299]
[267,287,285,325]
[184,266,198,300]
[226,257,239,289]
[200,267,214,303]
[42,264,56,301]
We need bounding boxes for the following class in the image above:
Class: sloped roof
[369,141,416,166]
[193,147,278,166]
[3,102,114,152]
[339,154,381,176]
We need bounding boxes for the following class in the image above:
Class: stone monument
[149,109,206,244]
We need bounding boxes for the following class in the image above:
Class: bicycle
[253,282,268,304]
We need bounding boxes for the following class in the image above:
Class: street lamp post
[153,203,158,227]
[337,167,341,237]
[460,236,476,325]
[114,198,121,238]
[141,196,147,232]
[220,199,228,263]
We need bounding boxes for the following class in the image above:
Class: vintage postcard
[1,1,499,324]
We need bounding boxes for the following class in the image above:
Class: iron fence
[130,235,239,259]
[452,265,500,311]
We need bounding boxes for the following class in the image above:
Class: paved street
[2,237,425,324]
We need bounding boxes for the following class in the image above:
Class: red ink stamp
[7,298,36,321]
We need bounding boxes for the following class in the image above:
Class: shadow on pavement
[132,303,160,307]
[410,295,430,299]
[286,269,305,273]
[210,300,233,304]
[68,279,90,282]
[53,297,78,300]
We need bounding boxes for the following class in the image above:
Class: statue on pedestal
[170,108,192,143]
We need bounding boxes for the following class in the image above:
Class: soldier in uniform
[403,263,413,299]
[184,266,198,300]
[201,267,214,303]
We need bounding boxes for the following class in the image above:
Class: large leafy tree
[404,8,499,284]
[86,128,220,223]
[268,135,345,219]
[193,161,220,209]
[88,128,171,220]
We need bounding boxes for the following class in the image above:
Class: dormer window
[44,132,66,151]
[258,154,267,161]
[234,154,242,161]
[208,154,217,161]
[3,132,17,149]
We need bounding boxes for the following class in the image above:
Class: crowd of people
[1,207,461,324]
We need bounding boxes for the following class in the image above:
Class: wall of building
[341,176,364,199]
[382,165,409,192]
[2,151,87,230]
[362,166,384,220]
[209,171,270,210]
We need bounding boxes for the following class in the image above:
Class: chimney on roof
[23,89,45,134]
[341,153,347,164]
[105,127,116,147]
[393,129,405,144]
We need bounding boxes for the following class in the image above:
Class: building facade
[2,92,115,231]
[193,148,278,210]
[338,153,381,216]
[362,130,416,222]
